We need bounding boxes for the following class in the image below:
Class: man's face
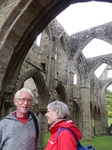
[14,91,33,117]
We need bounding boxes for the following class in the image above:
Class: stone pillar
[99,118,102,134]
[101,92,108,134]
[67,70,74,118]
[94,116,99,136]
[1,91,15,119]
[1,101,15,119]
[0,92,3,119]
[47,36,56,93]
[0,84,15,119]
[38,109,46,150]
[94,86,97,105]
[91,93,94,103]
[81,87,91,140]
[91,112,94,137]
[98,118,101,135]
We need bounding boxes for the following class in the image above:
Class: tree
[108,111,112,118]
[106,90,112,117]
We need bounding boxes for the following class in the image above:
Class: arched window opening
[107,84,112,92]
[35,34,41,46]
[82,39,112,58]
[108,70,112,78]
[24,78,38,105]
[95,63,107,78]
[74,73,77,85]
[55,47,58,60]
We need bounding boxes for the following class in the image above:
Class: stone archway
[55,82,68,103]
[0,1,112,148]
[0,0,111,101]
[16,68,49,106]
[73,100,82,130]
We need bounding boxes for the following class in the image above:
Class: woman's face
[45,108,59,125]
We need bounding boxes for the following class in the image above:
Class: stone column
[91,112,94,137]
[90,91,94,137]
[67,70,74,118]
[1,101,15,119]
[38,109,46,150]
[101,91,108,134]
[47,36,56,93]
[81,87,91,140]
[94,116,99,135]
[98,117,100,135]
[1,92,15,119]
[99,118,102,134]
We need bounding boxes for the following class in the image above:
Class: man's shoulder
[0,115,8,125]
[0,111,15,123]
[29,111,39,122]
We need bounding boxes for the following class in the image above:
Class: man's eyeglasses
[17,98,33,103]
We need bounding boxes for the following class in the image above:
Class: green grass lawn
[44,132,50,148]
[44,132,112,150]
[81,136,112,150]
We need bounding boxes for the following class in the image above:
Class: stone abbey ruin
[0,0,112,149]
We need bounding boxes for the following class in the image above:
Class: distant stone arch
[87,58,112,86]
[73,100,82,129]
[16,68,49,107]
[72,30,112,62]
[55,82,68,103]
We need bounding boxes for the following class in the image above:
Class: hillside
[106,90,112,117]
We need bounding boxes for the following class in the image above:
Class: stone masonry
[0,0,112,149]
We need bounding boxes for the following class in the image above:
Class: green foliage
[108,118,112,126]
[106,90,112,118]
[106,90,112,95]
[108,111,112,118]
[107,105,112,112]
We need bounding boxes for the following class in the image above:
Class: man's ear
[14,98,17,106]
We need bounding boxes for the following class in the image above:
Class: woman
[45,100,82,150]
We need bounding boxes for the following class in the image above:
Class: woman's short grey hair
[14,88,34,100]
[47,100,70,120]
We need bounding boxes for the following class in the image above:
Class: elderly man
[0,88,39,150]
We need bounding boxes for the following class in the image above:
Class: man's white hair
[14,88,34,100]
